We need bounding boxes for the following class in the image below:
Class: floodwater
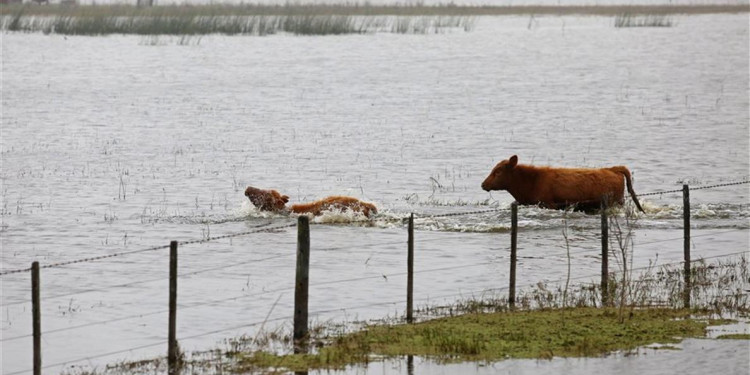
[1,13,749,375]
[325,337,750,375]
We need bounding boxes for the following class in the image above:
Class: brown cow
[244,186,377,217]
[291,196,378,217]
[244,186,289,212]
[481,155,644,212]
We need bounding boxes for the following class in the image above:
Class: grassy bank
[233,308,726,372]
[1,3,747,35]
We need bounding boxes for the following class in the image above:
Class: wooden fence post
[509,202,518,309]
[601,198,609,307]
[168,241,179,374]
[31,261,41,375]
[294,215,310,354]
[407,213,414,324]
[683,184,691,308]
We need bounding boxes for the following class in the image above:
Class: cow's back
[537,167,626,208]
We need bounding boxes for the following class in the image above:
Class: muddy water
[1,14,748,375]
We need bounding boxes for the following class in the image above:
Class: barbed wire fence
[1,179,748,375]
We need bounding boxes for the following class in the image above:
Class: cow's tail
[610,166,645,213]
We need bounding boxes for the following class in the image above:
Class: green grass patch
[234,308,717,373]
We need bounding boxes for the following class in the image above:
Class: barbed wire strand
[0,236,450,307]
[2,225,743,308]
[0,223,297,277]
[547,228,750,258]
[1,235,433,306]
[0,244,171,276]
[414,207,505,219]
[634,228,748,247]
[1,251,298,308]
[1,223,743,307]
[638,180,750,197]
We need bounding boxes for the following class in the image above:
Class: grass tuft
[614,13,674,28]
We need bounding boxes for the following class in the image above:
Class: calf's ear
[508,155,518,167]
[281,195,290,203]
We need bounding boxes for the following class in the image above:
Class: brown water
[1,14,748,375]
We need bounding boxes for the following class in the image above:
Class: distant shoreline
[2,3,748,17]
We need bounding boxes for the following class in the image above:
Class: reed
[614,13,674,28]
[1,3,748,18]
[3,2,744,35]
[0,12,474,35]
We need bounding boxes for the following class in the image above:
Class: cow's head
[244,186,289,212]
[481,155,518,191]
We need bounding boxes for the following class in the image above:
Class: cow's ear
[281,195,290,203]
[508,155,518,168]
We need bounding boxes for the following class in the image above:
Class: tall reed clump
[5,9,25,31]
[614,13,674,28]
[38,15,274,36]
[1,9,475,36]
[390,15,475,34]
[280,15,363,35]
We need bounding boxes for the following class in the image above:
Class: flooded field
[324,336,750,375]
[1,13,749,375]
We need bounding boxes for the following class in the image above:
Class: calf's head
[481,155,518,191]
[244,186,289,212]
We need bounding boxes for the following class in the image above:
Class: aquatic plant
[0,5,477,36]
[1,3,747,18]
[614,13,674,28]
[8,2,745,35]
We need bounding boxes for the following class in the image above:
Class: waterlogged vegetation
[1,3,747,35]
[2,12,477,36]
[232,308,715,372]
[1,4,479,35]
